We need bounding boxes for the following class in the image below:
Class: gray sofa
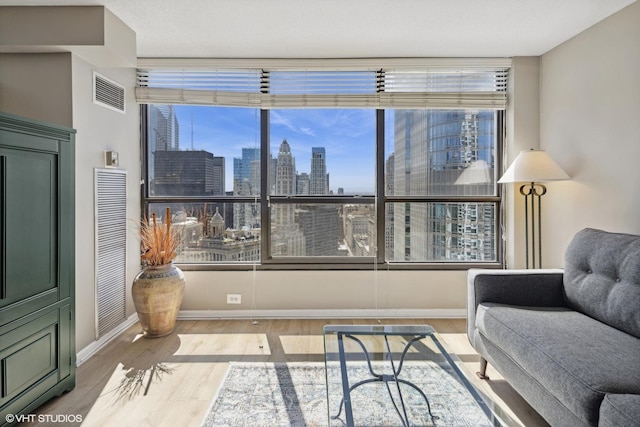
[467,228,640,427]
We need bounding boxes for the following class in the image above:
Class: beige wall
[181,270,467,315]
[0,53,73,126]
[71,58,139,350]
[504,56,541,268]
[540,0,640,267]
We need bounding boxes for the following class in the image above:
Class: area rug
[201,361,494,427]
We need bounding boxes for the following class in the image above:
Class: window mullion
[376,109,386,264]
[260,109,270,263]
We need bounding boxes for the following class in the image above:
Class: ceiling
[0,0,636,58]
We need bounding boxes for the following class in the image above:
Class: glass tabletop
[323,324,435,336]
[323,324,515,427]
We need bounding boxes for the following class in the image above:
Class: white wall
[540,0,640,267]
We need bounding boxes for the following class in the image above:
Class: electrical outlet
[227,294,242,304]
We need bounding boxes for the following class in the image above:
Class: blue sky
[174,106,377,194]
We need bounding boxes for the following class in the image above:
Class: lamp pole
[519,182,547,269]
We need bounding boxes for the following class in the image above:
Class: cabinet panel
[3,328,56,398]
[1,148,58,307]
[0,310,58,406]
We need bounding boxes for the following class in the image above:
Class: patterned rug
[201,361,494,427]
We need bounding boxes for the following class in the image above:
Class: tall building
[154,150,224,196]
[384,153,395,259]
[150,105,180,152]
[212,156,225,196]
[148,105,180,188]
[272,139,305,256]
[233,147,260,195]
[296,172,310,195]
[310,147,328,195]
[233,147,261,230]
[296,205,339,256]
[392,110,496,262]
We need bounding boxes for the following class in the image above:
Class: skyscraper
[296,173,310,195]
[392,110,495,262]
[233,147,260,195]
[272,139,305,256]
[149,105,180,188]
[154,150,223,196]
[150,105,180,152]
[296,205,339,256]
[233,147,260,230]
[274,139,296,226]
[310,147,328,195]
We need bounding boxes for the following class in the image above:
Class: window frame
[139,64,507,271]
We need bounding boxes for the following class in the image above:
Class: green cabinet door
[1,146,58,306]
[0,113,75,425]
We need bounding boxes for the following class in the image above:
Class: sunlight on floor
[278,335,325,354]
[174,333,271,355]
[81,360,229,426]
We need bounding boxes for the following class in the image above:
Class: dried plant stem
[140,208,179,266]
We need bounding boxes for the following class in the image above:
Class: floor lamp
[498,149,569,269]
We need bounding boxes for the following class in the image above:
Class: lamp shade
[454,160,492,185]
[498,149,569,183]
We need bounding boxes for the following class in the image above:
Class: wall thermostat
[105,151,119,167]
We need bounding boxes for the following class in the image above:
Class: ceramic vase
[132,263,185,338]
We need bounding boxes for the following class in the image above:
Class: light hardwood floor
[25,319,549,426]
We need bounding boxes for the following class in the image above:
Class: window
[138,60,508,268]
[384,110,500,262]
[268,109,376,260]
[145,105,261,263]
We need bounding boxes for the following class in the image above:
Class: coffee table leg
[337,332,354,427]
[385,335,411,425]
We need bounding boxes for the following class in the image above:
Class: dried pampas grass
[140,207,179,266]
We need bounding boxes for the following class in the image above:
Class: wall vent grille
[95,168,127,337]
[94,72,125,113]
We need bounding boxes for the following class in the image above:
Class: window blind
[136,63,508,109]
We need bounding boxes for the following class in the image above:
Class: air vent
[93,72,125,113]
[95,168,127,337]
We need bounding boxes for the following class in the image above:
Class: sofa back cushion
[564,228,640,338]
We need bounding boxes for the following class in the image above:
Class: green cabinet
[0,112,75,425]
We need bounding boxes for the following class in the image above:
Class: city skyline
[149,105,497,263]
[170,105,375,194]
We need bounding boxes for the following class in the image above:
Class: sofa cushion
[476,303,640,426]
[599,394,640,427]
[564,228,640,339]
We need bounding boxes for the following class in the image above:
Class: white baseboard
[177,308,466,320]
[76,313,139,366]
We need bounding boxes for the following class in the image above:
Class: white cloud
[270,110,297,132]
[299,127,316,136]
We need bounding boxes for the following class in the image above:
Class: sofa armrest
[466,268,565,344]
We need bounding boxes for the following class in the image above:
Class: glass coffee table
[323,324,513,427]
